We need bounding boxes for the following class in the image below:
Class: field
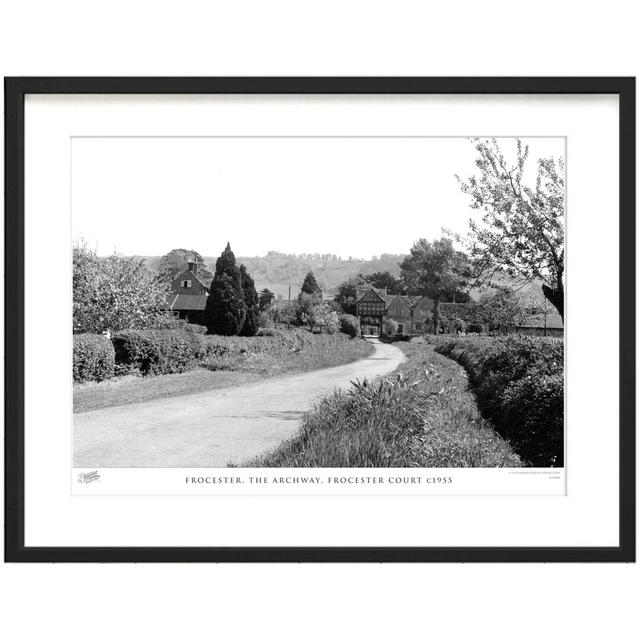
[244,340,523,468]
[74,330,373,413]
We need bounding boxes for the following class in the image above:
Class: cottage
[165,261,209,325]
[355,287,434,336]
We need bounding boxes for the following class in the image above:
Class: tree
[400,237,471,334]
[157,248,212,283]
[334,275,366,314]
[239,264,260,337]
[457,138,565,319]
[300,270,322,298]
[205,243,246,335]
[364,271,402,292]
[477,287,545,335]
[73,243,175,333]
[383,318,398,337]
[273,301,298,328]
[258,288,275,311]
[311,304,339,334]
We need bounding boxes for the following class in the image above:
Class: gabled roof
[357,287,387,304]
[172,268,209,291]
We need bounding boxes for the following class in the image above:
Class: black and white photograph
[72,135,565,472]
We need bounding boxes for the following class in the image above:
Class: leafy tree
[205,243,246,335]
[258,288,275,311]
[457,138,565,319]
[334,275,366,314]
[364,271,402,292]
[239,264,260,337]
[158,248,213,283]
[310,304,339,334]
[477,287,544,335]
[300,270,322,298]
[73,243,175,333]
[400,237,471,334]
[272,301,298,328]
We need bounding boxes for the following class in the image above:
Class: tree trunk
[432,297,440,334]
[542,280,564,322]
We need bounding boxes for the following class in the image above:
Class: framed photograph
[4,77,635,562]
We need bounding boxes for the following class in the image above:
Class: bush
[339,313,361,338]
[383,318,398,337]
[435,336,563,466]
[112,329,208,376]
[73,334,115,382]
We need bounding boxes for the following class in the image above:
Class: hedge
[73,334,115,382]
[112,329,208,376]
[435,336,564,466]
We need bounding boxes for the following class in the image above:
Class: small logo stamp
[78,470,101,484]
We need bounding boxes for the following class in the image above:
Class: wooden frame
[4,77,635,562]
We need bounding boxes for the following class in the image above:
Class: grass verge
[74,332,373,413]
[244,341,522,467]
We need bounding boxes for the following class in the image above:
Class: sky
[72,136,564,259]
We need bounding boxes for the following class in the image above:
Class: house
[355,287,435,336]
[165,261,209,325]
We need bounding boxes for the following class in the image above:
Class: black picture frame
[4,77,636,563]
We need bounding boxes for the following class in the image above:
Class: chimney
[187,261,198,276]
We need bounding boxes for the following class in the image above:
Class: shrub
[339,313,361,338]
[112,329,208,376]
[435,336,564,466]
[383,318,398,337]
[73,334,115,382]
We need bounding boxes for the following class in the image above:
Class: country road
[73,339,406,468]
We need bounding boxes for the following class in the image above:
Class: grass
[244,340,523,468]
[74,332,373,413]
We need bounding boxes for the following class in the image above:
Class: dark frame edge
[3,77,636,563]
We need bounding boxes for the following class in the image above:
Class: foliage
[339,313,361,338]
[73,243,175,334]
[383,318,398,336]
[334,275,366,314]
[239,264,260,337]
[73,334,116,382]
[476,287,545,334]
[364,271,403,292]
[157,248,213,283]
[311,304,339,334]
[434,335,564,466]
[457,138,565,318]
[205,243,247,336]
[258,288,275,311]
[112,329,208,376]
[246,342,521,468]
[400,237,470,333]
[300,270,322,298]
[272,301,298,328]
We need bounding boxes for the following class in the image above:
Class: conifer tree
[239,264,260,337]
[300,270,322,298]
[205,243,246,335]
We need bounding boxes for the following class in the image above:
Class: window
[415,323,422,331]
[182,280,192,289]
[397,324,404,334]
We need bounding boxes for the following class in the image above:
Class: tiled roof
[167,294,208,311]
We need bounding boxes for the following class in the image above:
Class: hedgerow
[112,329,208,376]
[434,336,564,466]
[73,334,115,382]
